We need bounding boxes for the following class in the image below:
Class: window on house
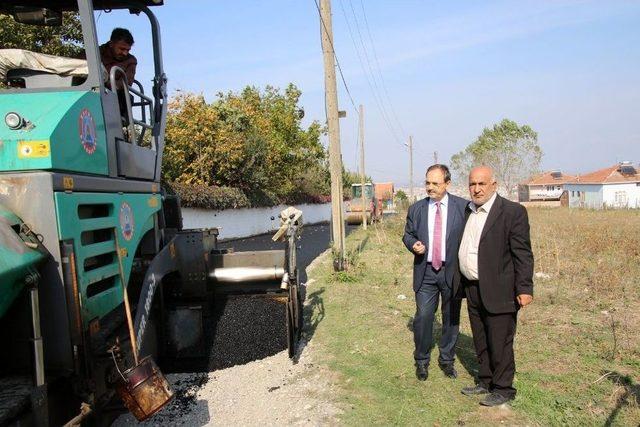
[614,191,628,206]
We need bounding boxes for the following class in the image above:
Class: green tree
[451,118,542,197]
[395,190,407,201]
[0,12,83,57]
[162,84,328,206]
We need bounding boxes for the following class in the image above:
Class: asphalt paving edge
[303,247,331,279]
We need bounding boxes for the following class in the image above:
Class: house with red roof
[564,162,640,209]
[518,170,577,202]
[374,182,395,209]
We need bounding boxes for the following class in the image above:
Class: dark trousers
[413,264,461,366]
[465,282,517,398]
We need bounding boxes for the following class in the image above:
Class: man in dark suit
[402,164,468,381]
[456,166,534,406]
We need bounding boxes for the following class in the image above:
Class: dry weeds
[310,207,640,426]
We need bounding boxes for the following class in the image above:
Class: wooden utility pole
[320,0,345,270]
[407,135,414,202]
[359,104,367,230]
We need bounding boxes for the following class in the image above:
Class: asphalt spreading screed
[206,295,288,371]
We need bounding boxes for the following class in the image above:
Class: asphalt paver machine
[0,1,302,425]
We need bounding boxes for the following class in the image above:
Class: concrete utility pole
[407,135,414,202]
[320,0,345,270]
[433,151,438,164]
[359,104,367,230]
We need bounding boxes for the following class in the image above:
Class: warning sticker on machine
[17,140,50,158]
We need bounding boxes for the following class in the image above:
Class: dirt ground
[112,340,340,426]
[113,255,341,427]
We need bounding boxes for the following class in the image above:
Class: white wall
[528,184,564,200]
[565,184,603,208]
[602,183,640,208]
[565,183,640,209]
[181,203,332,240]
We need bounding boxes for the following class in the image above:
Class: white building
[564,162,640,209]
[518,170,577,202]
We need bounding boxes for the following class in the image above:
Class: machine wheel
[286,292,296,359]
[286,280,302,358]
[291,282,302,340]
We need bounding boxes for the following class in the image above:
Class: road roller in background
[345,183,383,225]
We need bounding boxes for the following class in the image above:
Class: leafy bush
[163,181,330,210]
[284,192,332,205]
[162,85,329,203]
[164,181,250,210]
[161,84,337,208]
[245,188,280,207]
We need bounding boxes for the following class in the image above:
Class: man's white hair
[470,165,497,183]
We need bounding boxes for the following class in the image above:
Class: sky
[95,0,640,186]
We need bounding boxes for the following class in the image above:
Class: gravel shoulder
[113,250,342,426]
[113,341,341,426]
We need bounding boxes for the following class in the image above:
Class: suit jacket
[402,193,468,292]
[453,194,534,313]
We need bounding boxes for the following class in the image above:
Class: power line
[336,0,390,164]
[358,0,407,138]
[338,0,404,148]
[312,0,358,115]
[347,0,400,141]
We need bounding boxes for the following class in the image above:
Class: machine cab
[352,183,375,200]
[0,0,167,181]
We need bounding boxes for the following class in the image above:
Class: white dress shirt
[458,192,497,280]
[427,193,448,263]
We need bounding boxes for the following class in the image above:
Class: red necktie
[432,202,442,270]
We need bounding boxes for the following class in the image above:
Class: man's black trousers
[465,282,517,398]
[413,264,461,366]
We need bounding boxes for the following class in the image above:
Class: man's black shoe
[439,363,458,379]
[415,364,428,381]
[461,385,490,396]
[480,392,513,406]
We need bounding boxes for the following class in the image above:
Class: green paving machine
[0,1,302,425]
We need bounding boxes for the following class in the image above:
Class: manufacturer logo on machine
[119,202,135,241]
[78,109,97,154]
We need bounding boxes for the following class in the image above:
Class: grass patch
[305,208,640,426]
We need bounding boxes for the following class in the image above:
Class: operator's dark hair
[110,28,134,45]
[426,164,451,183]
